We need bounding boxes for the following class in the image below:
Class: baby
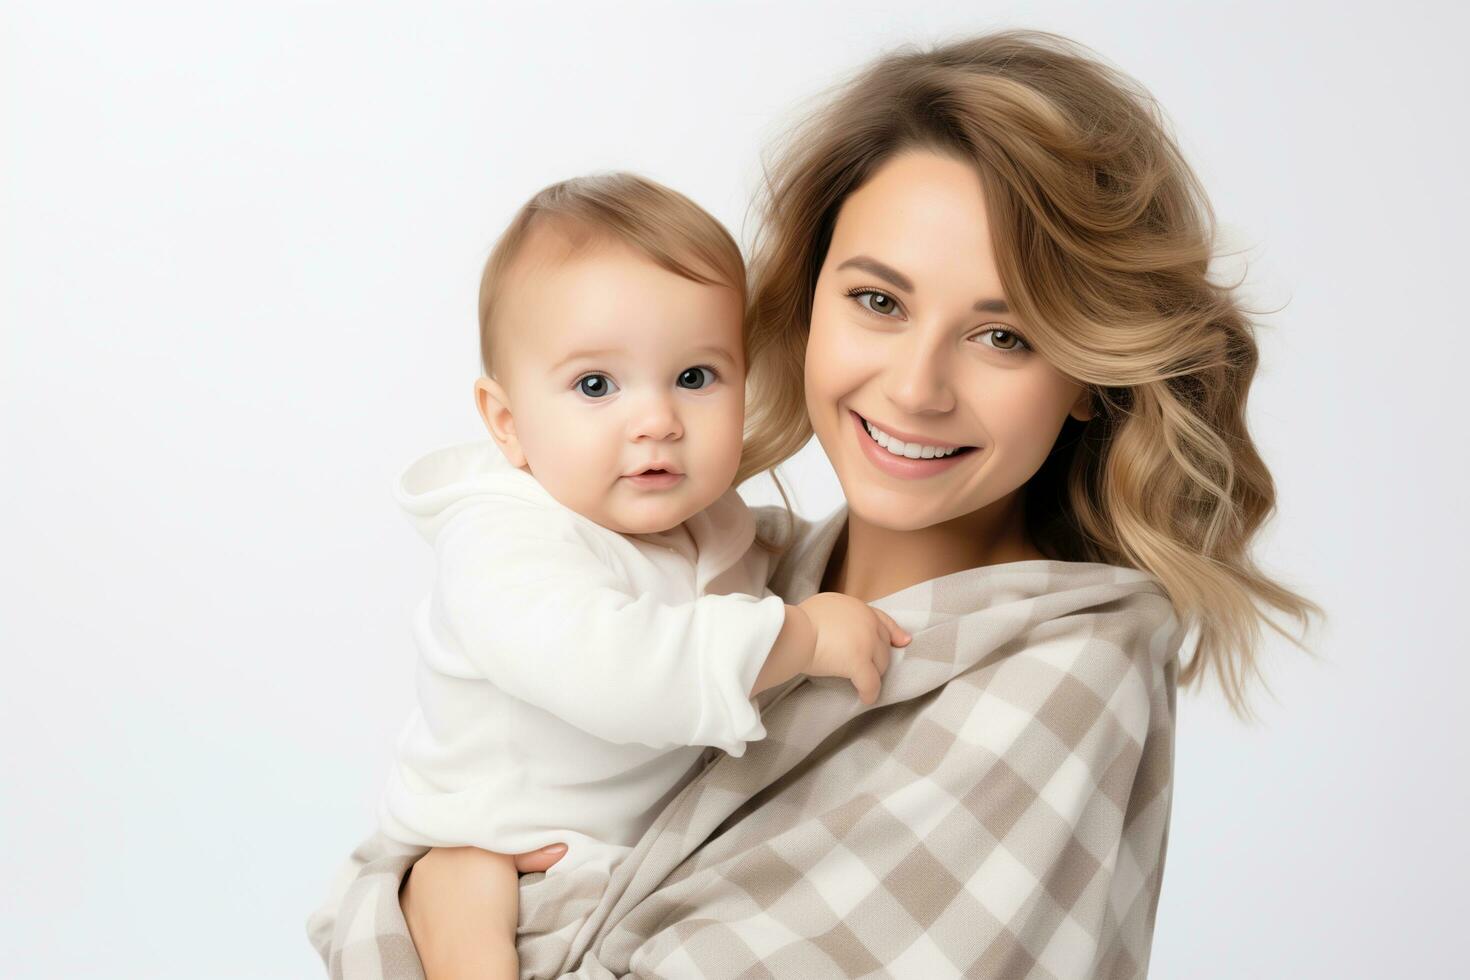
[377,173,909,978]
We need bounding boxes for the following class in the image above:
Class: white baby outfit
[376,439,787,878]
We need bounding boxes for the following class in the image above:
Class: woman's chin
[838,482,953,533]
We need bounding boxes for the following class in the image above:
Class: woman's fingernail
[543,844,567,854]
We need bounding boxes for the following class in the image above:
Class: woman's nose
[629,392,683,442]
[882,332,957,415]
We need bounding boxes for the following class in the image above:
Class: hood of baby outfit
[393,439,551,545]
[394,439,759,592]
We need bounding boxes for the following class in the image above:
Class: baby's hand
[797,592,911,705]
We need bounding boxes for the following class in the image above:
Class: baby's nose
[630,395,682,441]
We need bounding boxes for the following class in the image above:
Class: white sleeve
[431,497,787,755]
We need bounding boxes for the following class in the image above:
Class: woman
[309,29,1320,978]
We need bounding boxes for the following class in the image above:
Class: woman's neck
[820,490,1046,601]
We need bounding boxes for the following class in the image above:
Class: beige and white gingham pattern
[308,504,1185,978]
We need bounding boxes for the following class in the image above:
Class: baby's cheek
[714,410,748,471]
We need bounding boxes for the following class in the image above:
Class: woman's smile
[848,408,979,479]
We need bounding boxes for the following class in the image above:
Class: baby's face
[478,233,747,535]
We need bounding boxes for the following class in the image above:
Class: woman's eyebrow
[836,255,913,292]
[834,255,1011,313]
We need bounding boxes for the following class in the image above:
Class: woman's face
[805,148,1092,533]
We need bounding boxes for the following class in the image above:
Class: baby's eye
[676,366,718,390]
[576,374,619,398]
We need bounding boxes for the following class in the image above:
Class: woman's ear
[474,375,527,468]
[1068,386,1095,423]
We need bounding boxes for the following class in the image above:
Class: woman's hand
[510,843,567,874]
[399,843,567,978]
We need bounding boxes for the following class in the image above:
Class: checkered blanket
[307,504,1185,978]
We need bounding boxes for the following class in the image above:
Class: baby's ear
[474,375,526,468]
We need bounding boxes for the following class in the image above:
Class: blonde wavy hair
[739,29,1324,721]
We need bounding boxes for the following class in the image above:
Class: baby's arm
[435,499,790,753]
[434,499,908,753]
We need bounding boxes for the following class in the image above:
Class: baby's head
[473,173,749,536]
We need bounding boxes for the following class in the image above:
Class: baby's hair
[477,172,746,380]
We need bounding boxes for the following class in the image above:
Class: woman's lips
[849,409,978,479]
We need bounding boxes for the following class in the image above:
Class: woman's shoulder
[749,503,812,550]
[913,557,1186,724]
[1008,572,1186,740]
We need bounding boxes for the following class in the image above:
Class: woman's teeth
[862,417,966,459]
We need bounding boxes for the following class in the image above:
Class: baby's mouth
[627,463,684,477]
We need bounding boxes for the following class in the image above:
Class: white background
[4,1,1466,977]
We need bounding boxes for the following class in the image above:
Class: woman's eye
[848,288,902,317]
[576,374,619,398]
[976,328,1030,353]
[676,366,717,390]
